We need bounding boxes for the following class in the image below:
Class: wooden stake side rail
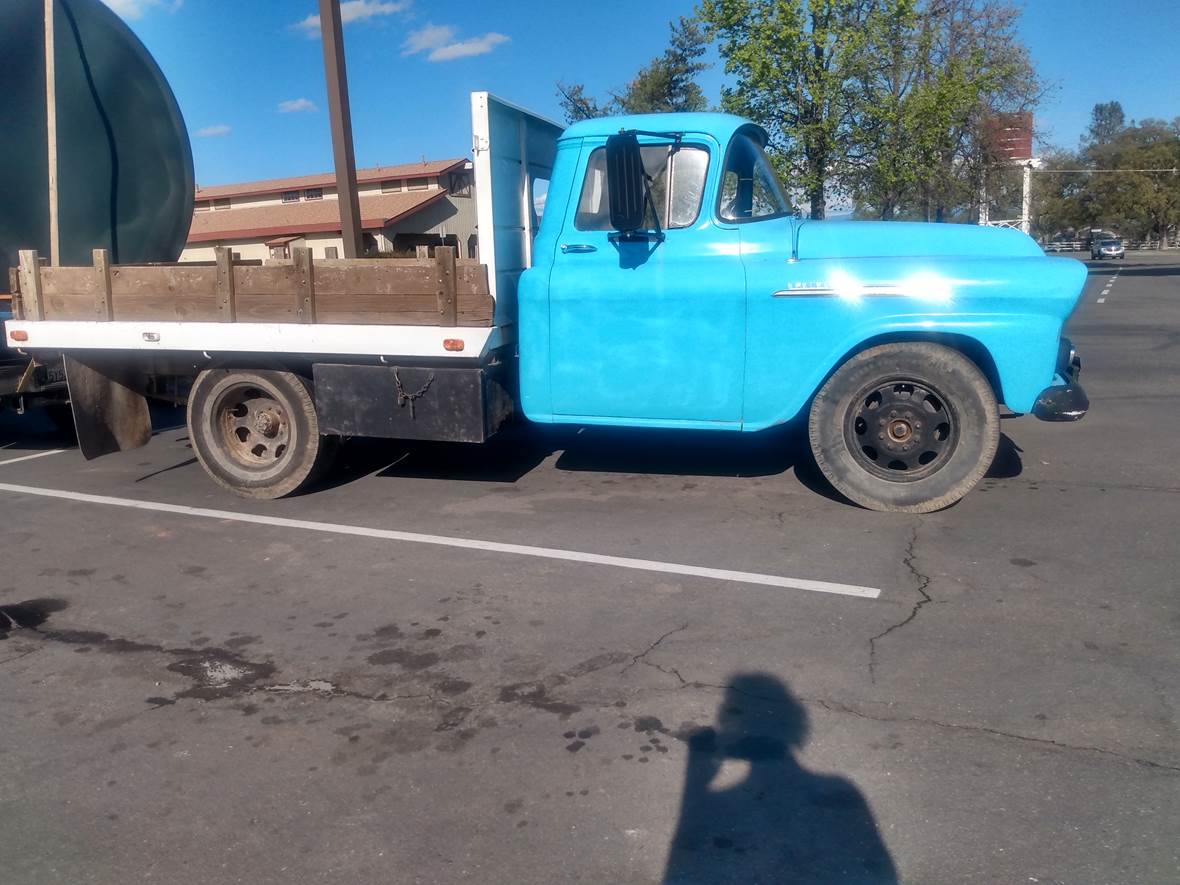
[12,246,493,327]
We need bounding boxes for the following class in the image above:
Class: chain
[393,367,435,419]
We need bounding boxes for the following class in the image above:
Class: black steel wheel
[843,379,958,481]
[809,343,999,513]
[187,369,336,499]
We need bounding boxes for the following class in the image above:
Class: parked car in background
[1091,238,1125,260]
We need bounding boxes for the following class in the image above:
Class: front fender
[740,255,1087,428]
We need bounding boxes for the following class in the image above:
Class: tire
[808,343,999,513]
[187,368,337,499]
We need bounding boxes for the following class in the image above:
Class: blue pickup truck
[6,93,1088,512]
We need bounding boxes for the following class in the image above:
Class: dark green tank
[0,0,194,283]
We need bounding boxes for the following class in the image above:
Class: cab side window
[575,145,709,231]
[719,135,791,222]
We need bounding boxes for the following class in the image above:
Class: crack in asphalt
[620,623,689,676]
[11,601,1175,775]
[803,696,1180,773]
[868,522,932,683]
[622,676,1179,773]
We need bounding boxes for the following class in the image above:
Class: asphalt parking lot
[2,251,1178,884]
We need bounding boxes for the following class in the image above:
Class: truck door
[546,138,745,425]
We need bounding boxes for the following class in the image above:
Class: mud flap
[63,355,152,459]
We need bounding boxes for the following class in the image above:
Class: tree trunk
[810,189,826,220]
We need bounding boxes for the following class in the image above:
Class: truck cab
[513,112,1088,510]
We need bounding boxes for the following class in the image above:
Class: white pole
[978,170,989,226]
[1021,162,1032,235]
[45,0,60,266]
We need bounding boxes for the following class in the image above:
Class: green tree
[1084,101,1125,147]
[698,0,876,220]
[556,17,710,123]
[850,0,1041,221]
[1086,121,1180,244]
[1030,148,1088,239]
[555,83,607,123]
[1035,110,1180,247]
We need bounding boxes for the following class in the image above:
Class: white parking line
[1097,269,1120,303]
[0,481,882,599]
[0,449,67,467]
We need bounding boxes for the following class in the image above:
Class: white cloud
[402,23,509,62]
[428,32,509,61]
[401,23,455,55]
[101,0,182,20]
[278,98,318,114]
[295,0,409,37]
[196,124,231,138]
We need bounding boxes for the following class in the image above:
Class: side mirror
[605,133,647,232]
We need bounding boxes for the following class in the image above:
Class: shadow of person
[664,674,897,884]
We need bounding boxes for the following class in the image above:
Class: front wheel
[808,343,999,513]
[187,368,337,499]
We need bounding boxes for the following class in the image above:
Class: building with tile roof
[180,158,477,263]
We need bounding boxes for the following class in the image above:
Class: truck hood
[796,220,1045,260]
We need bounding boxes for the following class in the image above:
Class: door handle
[560,243,597,254]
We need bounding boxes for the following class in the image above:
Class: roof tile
[187,190,447,243]
[194,159,467,201]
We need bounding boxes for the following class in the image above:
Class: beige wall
[181,165,475,262]
[179,240,270,263]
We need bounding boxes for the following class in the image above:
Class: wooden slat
[233,264,299,322]
[215,247,236,322]
[110,265,217,321]
[92,249,113,320]
[310,292,493,324]
[292,247,315,323]
[435,245,457,326]
[18,251,44,321]
[14,256,495,328]
[415,245,430,259]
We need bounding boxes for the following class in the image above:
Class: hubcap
[844,379,957,482]
[213,385,292,468]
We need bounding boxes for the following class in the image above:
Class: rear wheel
[808,343,999,513]
[187,369,336,499]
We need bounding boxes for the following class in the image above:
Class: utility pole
[45,0,60,265]
[318,0,364,259]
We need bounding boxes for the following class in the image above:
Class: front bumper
[1032,337,1088,421]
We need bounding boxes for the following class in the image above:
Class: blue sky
[106,0,1180,187]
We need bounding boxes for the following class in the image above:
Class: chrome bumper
[1032,337,1088,422]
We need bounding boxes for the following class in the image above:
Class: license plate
[40,364,66,385]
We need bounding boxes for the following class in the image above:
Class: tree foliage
[1035,111,1180,245]
[698,0,875,220]
[696,0,1040,220]
[1084,101,1125,147]
[556,17,710,123]
[850,0,1041,221]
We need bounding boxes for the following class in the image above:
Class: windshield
[1101,240,1120,246]
[719,134,792,222]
